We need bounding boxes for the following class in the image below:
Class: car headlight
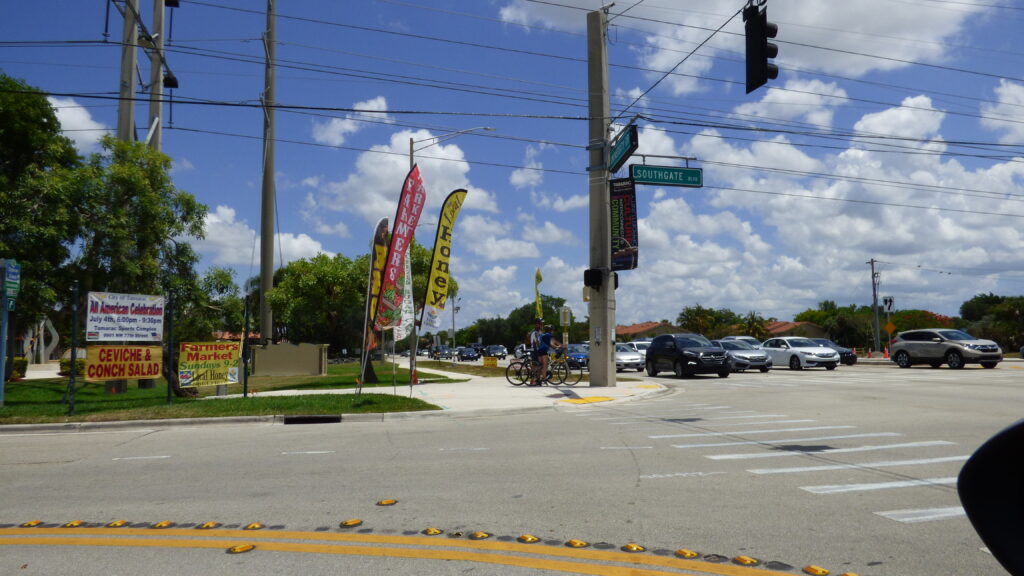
[962,344,980,350]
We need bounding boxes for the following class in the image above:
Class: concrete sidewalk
[4,362,667,431]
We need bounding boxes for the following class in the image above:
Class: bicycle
[505,354,531,386]
[548,347,582,386]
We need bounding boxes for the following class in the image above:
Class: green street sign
[609,125,638,174]
[3,260,20,299]
[629,164,703,188]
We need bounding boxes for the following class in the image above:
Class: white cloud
[311,96,392,146]
[47,96,108,154]
[192,205,332,268]
[981,80,1024,144]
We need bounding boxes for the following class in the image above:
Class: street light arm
[411,126,495,155]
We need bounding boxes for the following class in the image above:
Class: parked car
[890,329,1002,369]
[720,335,763,349]
[485,345,508,359]
[514,343,529,359]
[430,346,453,360]
[811,338,857,365]
[614,343,645,372]
[629,340,652,357]
[565,343,589,369]
[456,347,480,361]
[645,333,731,378]
[762,337,839,370]
[711,339,772,372]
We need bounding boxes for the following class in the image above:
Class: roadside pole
[67,282,78,416]
[0,268,7,406]
[586,7,615,387]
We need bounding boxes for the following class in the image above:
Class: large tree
[0,73,82,335]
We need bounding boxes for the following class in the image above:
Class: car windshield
[718,340,752,350]
[568,344,588,353]
[787,338,818,348]
[938,330,975,341]
[676,335,712,347]
[812,339,836,347]
[632,342,650,350]
[615,344,636,353]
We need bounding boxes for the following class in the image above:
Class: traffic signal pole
[586,8,615,387]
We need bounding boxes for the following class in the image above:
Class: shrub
[60,358,86,376]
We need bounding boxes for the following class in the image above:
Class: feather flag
[535,267,543,319]
[375,164,428,329]
[420,189,467,330]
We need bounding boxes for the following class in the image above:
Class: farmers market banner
[86,291,165,342]
[85,345,163,381]
[420,189,467,331]
[375,164,427,329]
[178,342,241,388]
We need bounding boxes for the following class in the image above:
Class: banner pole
[166,294,174,405]
[68,282,79,416]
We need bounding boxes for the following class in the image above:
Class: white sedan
[761,337,839,370]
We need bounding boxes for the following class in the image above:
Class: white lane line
[802,477,958,495]
[600,446,654,450]
[282,451,336,455]
[650,425,855,440]
[707,440,955,460]
[438,448,490,452]
[876,507,966,523]
[112,455,171,461]
[751,455,969,475]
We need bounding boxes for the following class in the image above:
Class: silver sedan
[712,340,772,372]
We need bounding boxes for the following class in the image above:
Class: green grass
[0,361,451,425]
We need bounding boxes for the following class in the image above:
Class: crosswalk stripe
[801,477,958,494]
[650,425,855,439]
[750,455,969,475]
[672,432,901,449]
[706,440,955,460]
[875,507,966,523]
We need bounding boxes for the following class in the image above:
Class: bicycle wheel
[519,359,542,386]
[506,360,527,385]
[549,362,569,385]
[562,363,583,386]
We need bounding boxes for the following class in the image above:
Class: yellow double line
[0,528,797,576]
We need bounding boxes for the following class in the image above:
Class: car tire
[894,351,912,368]
[946,350,965,369]
[673,361,690,378]
[789,356,802,370]
[717,370,729,378]
[825,363,837,370]
[759,366,770,373]
[981,362,998,369]
[646,360,659,377]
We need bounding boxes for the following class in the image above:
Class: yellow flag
[535,267,543,319]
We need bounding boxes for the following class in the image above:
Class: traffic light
[743,2,779,94]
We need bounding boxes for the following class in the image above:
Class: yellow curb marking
[561,397,615,404]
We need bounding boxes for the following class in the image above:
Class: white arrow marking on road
[112,455,171,461]
[282,451,336,455]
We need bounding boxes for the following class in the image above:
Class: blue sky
[3,0,1024,332]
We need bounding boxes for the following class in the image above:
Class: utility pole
[586,7,615,387]
[868,259,881,354]
[259,0,276,343]
[117,0,139,141]
[146,0,166,150]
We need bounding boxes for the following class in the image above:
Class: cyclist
[528,320,562,386]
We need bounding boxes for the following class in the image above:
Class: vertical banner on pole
[420,189,467,331]
[609,178,639,271]
[534,267,543,319]
[358,217,388,392]
[375,165,427,330]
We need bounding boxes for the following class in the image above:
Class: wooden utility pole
[259,0,276,342]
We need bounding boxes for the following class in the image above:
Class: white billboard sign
[86,292,165,342]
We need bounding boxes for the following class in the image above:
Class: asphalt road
[1,363,1020,576]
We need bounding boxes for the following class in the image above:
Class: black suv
[645,333,731,378]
